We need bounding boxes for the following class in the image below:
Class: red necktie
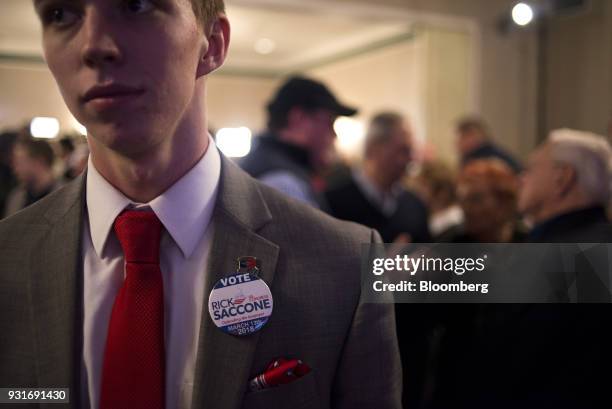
[100,210,165,409]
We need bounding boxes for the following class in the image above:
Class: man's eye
[41,7,80,28]
[125,0,155,14]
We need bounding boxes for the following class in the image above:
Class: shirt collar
[86,135,221,259]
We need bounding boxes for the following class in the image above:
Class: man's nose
[80,9,122,68]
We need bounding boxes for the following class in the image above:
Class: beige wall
[316,0,539,160]
[544,0,612,138]
[307,41,423,150]
[0,63,75,133]
[418,26,473,164]
[206,75,280,134]
[0,63,278,136]
[308,26,473,165]
[308,41,421,122]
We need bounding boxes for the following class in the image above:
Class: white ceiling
[225,5,412,75]
[0,0,415,76]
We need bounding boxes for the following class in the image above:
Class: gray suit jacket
[0,156,401,409]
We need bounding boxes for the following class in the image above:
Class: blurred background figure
[0,130,19,217]
[456,116,522,174]
[3,137,61,219]
[57,137,75,165]
[62,141,89,182]
[240,76,357,209]
[439,159,526,243]
[412,160,463,237]
[519,128,612,242]
[325,111,430,243]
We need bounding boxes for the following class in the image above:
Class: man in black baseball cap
[241,76,357,208]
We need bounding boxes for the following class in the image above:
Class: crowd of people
[0,0,611,406]
[240,76,612,408]
[0,21,611,409]
[240,76,612,248]
[0,129,88,219]
[3,76,609,245]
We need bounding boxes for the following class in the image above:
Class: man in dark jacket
[519,128,611,242]
[454,129,612,409]
[426,129,612,409]
[325,111,430,243]
[240,77,357,209]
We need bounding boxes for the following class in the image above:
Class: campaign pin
[208,257,273,336]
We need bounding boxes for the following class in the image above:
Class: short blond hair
[548,129,611,205]
[190,0,226,28]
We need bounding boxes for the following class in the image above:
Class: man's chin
[87,125,160,157]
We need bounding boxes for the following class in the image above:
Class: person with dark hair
[325,111,430,243]
[0,130,19,216]
[0,1,401,408]
[57,136,90,181]
[240,76,357,208]
[456,116,522,173]
[3,137,60,218]
[59,136,75,158]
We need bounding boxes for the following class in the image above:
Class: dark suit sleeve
[331,229,402,409]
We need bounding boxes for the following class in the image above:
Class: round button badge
[208,271,273,336]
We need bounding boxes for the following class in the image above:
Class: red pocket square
[249,358,311,392]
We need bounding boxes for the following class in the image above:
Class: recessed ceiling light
[30,117,60,139]
[512,3,534,26]
[215,127,252,158]
[254,38,276,55]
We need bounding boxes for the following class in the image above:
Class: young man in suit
[0,1,401,408]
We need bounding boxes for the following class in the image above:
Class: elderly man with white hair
[466,129,612,409]
[519,128,612,242]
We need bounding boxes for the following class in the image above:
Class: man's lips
[82,83,145,103]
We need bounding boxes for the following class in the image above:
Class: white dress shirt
[81,139,221,409]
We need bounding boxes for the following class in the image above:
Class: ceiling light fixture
[254,38,276,55]
[512,2,534,26]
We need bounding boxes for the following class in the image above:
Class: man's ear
[555,164,577,198]
[196,14,231,78]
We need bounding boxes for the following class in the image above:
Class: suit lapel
[191,158,279,409]
[26,159,279,409]
[30,175,85,409]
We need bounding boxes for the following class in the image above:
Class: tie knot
[113,210,163,264]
